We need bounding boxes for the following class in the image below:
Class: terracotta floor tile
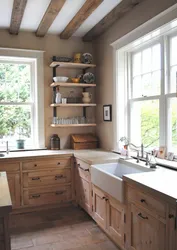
[10,206,120,250]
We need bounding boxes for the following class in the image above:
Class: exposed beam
[36,0,66,37]
[60,0,103,40]
[10,0,28,35]
[83,0,143,41]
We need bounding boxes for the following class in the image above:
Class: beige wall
[0,30,95,149]
[93,0,177,150]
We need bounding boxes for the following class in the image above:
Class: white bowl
[53,76,68,83]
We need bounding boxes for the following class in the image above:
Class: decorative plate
[83,72,95,83]
[81,53,93,64]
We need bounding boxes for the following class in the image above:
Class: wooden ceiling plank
[60,0,103,40]
[83,0,143,41]
[36,0,66,37]
[9,0,28,35]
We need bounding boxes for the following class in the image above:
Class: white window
[114,20,177,156]
[0,49,44,151]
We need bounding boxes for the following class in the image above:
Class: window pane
[131,100,159,148]
[142,73,152,97]
[133,76,142,98]
[168,98,177,154]
[133,52,141,76]
[152,44,161,71]
[170,66,177,94]
[0,63,31,102]
[170,36,177,66]
[142,48,151,74]
[0,105,32,150]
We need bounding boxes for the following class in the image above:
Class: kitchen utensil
[53,76,68,83]
[83,72,95,83]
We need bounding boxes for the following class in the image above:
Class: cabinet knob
[169,214,175,219]
[57,162,60,165]
[140,199,146,203]
[34,164,37,167]
[32,177,40,181]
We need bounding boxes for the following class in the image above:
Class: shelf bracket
[83,107,86,118]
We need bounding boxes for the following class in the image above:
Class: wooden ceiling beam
[83,0,143,42]
[60,0,103,40]
[36,0,66,37]
[9,0,28,35]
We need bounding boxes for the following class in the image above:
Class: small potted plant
[120,136,129,150]
[16,127,25,149]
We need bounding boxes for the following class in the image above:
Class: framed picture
[157,146,166,159]
[103,105,112,122]
[167,152,174,161]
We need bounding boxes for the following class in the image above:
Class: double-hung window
[0,50,44,151]
[126,33,177,155]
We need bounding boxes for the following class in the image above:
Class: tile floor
[10,206,120,250]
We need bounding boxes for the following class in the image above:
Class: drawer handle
[78,164,89,172]
[140,199,146,203]
[32,177,40,181]
[169,214,175,219]
[55,175,65,179]
[138,213,148,220]
[34,164,37,167]
[55,191,65,195]
[57,162,61,165]
[31,194,40,199]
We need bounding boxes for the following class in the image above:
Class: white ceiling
[0,0,122,37]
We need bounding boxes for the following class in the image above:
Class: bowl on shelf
[53,76,68,83]
[71,78,80,83]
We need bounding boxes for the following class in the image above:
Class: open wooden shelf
[50,103,96,107]
[50,82,96,88]
[51,124,96,128]
[50,61,96,69]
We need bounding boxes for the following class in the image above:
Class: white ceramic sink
[91,160,154,203]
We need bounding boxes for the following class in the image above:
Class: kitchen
[0,0,177,250]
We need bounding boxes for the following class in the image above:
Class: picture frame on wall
[103,105,112,122]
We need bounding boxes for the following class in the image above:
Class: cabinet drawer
[23,185,72,206]
[22,157,71,171]
[0,162,20,172]
[23,169,71,188]
[127,186,166,219]
[76,159,90,182]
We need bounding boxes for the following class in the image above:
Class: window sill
[113,150,177,171]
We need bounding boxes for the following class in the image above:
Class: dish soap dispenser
[55,87,61,104]
[149,151,157,168]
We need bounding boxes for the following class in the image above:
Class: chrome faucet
[141,143,144,158]
[136,151,140,163]
[6,141,9,154]
[145,152,149,166]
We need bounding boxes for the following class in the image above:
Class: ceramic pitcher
[82,92,92,103]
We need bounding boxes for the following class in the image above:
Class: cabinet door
[168,207,176,250]
[93,185,107,230]
[107,196,124,248]
[127,204,166,250]
[7,173,20,208]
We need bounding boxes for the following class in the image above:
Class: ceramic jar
[82,92,92,103]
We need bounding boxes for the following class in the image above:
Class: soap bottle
[149,151,157,168]
[55,87,62,103]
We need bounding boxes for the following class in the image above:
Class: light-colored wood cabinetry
[92,185,107,229]
[7,173,20,208]
[75,158,92,216]
[125,183,177,250]
[92,185,125,249]
[127,203,166,250]
[22,156,73,208]
[0,162,20,208]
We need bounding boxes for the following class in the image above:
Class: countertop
[123,158,177,204]
[0,149,120,164]
[0,172,12,214]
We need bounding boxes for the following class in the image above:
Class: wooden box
[71,134,98,150]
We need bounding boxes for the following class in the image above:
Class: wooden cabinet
[168,206,176,250]
[75,158,92,216]
[107,195,125,247]
[7,173,20,208]
[92,185,107,229]
[0,162,20,209]
[127,204,166,250]
[92,185,125,248]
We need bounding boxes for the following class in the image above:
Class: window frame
[0,48,45,150]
